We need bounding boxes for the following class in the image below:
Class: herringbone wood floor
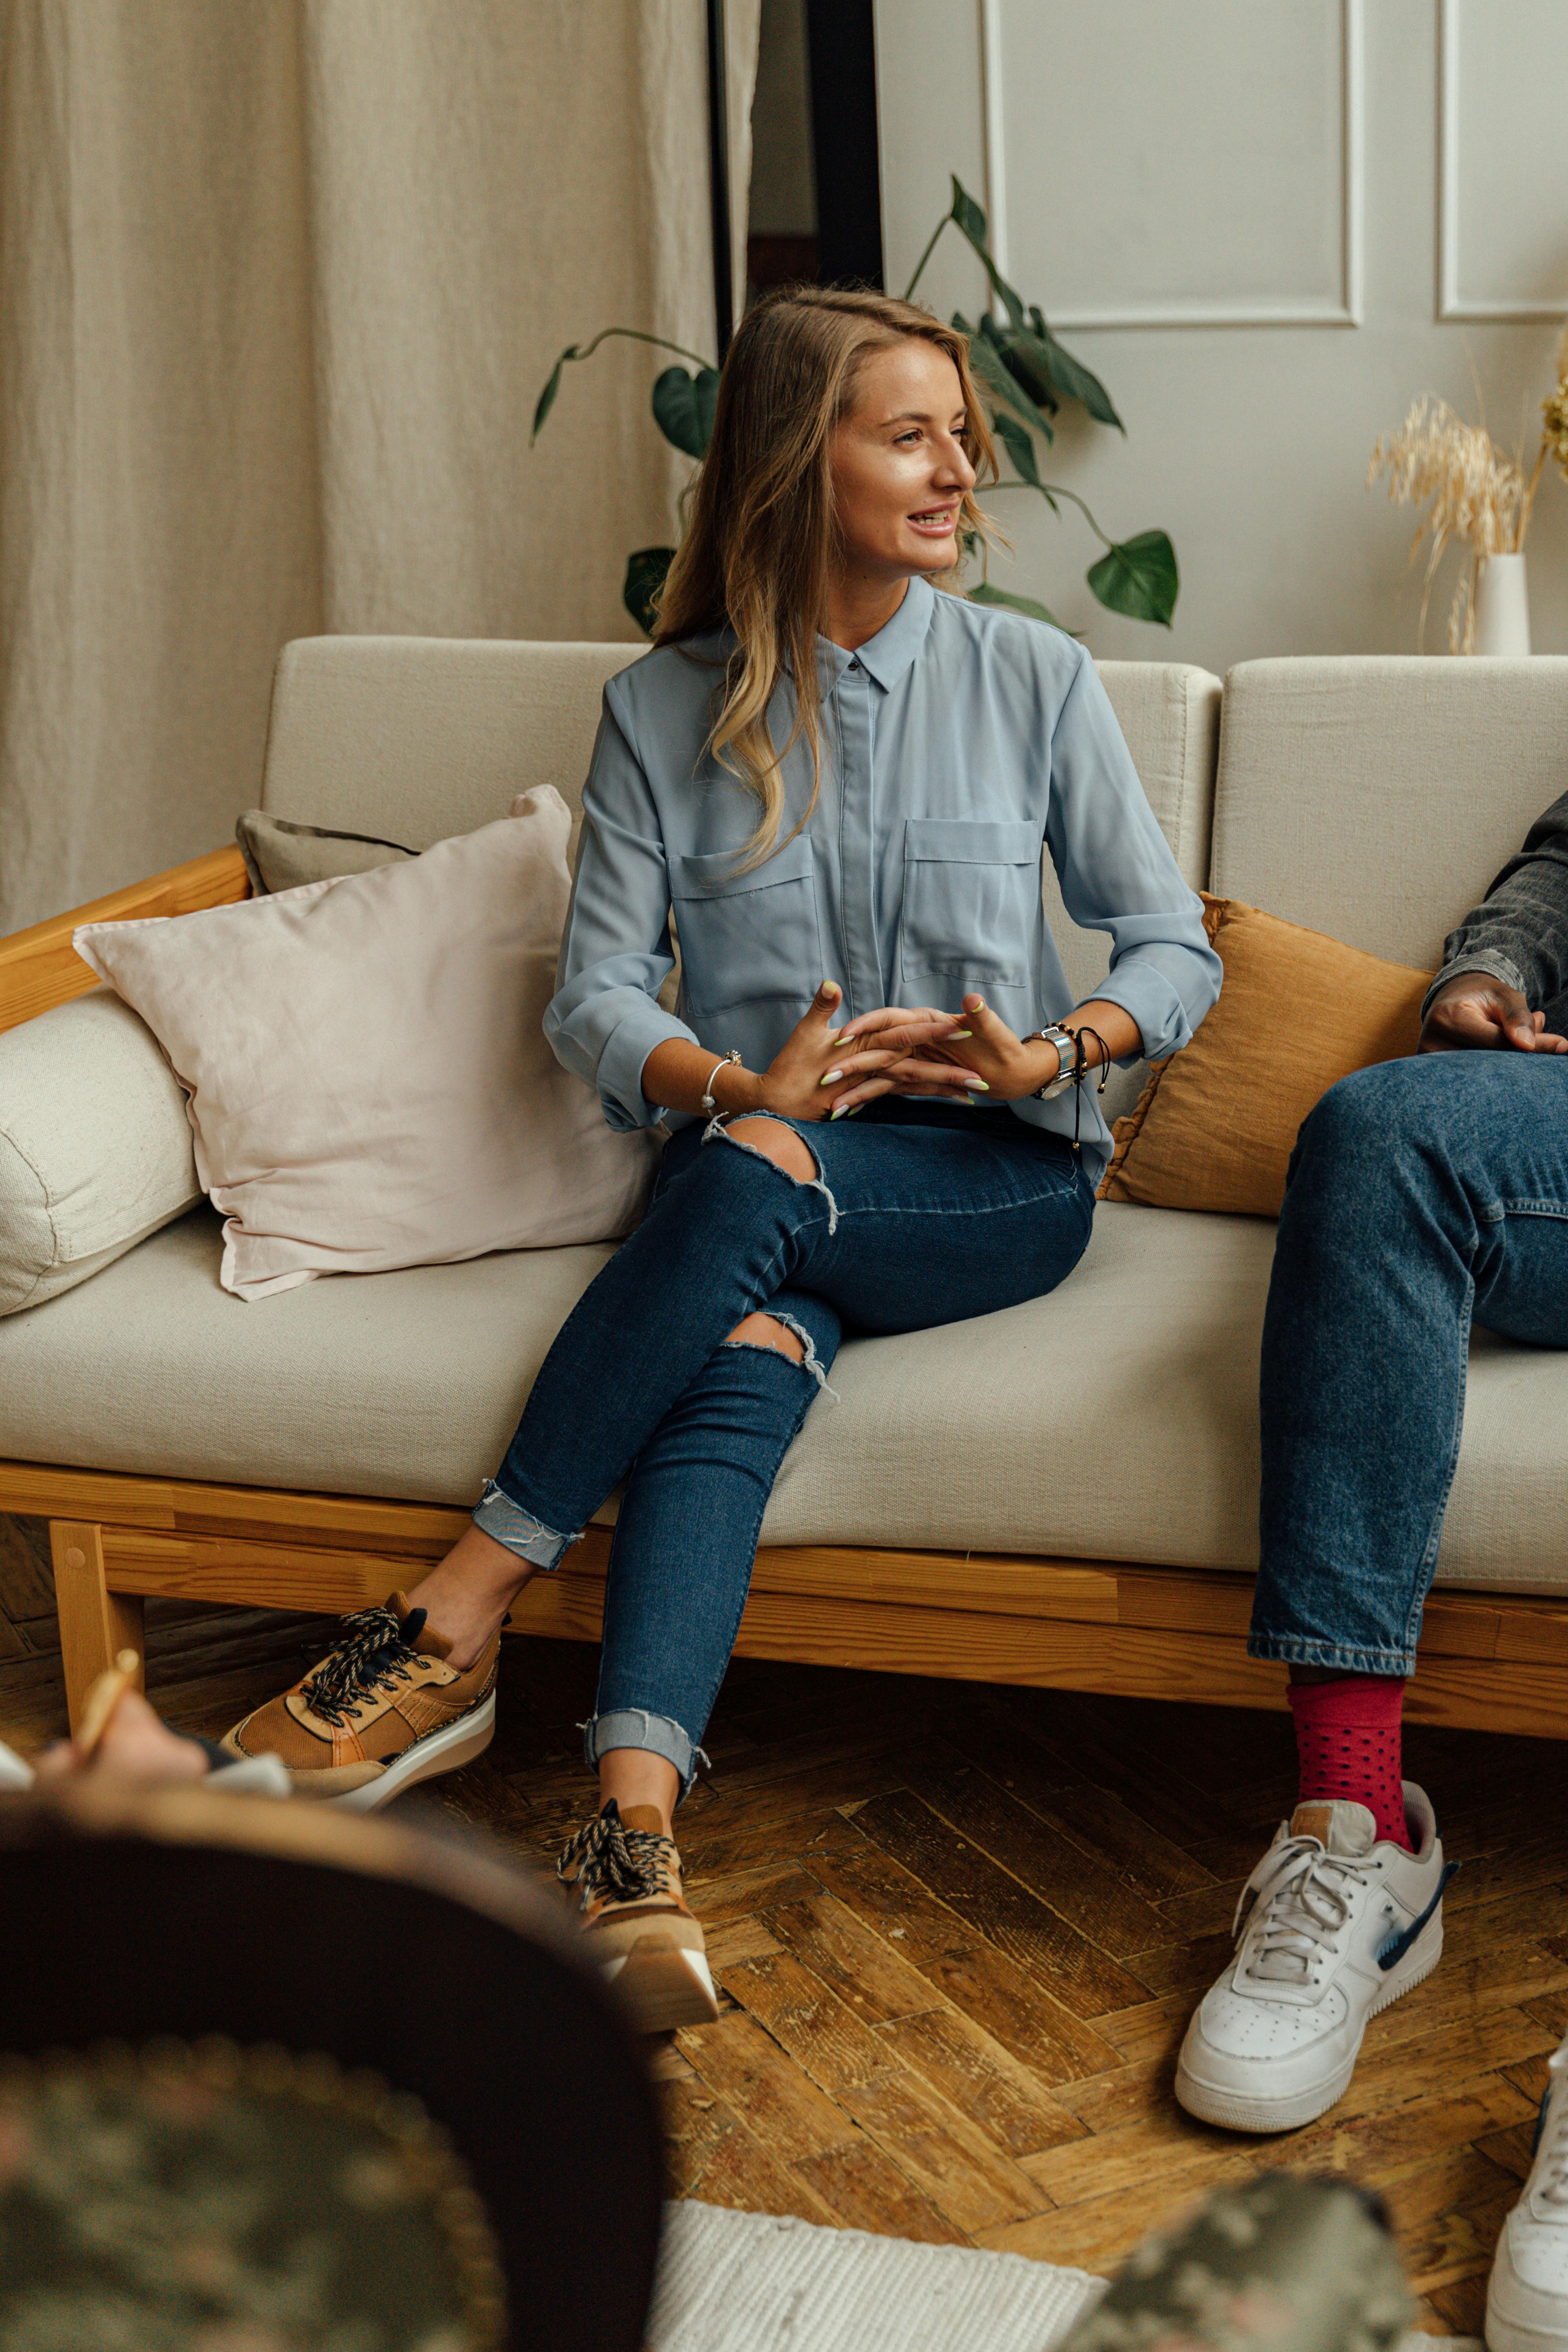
[3,1509,1559,2334]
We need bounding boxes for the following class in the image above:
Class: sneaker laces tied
[302,1604,424,1727]
[1234,1835,1368,1985]
[557,1803,676,1913]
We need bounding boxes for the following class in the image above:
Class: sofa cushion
[258,636,1220,1076]
[259,637,645,871]
[0,990,201,1316]
[1052,661,1221,1122]
[2,1198,1562,1596]
[1211,656,1568,966]
[0,1205,616,1502]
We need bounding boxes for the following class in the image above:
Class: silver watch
[1025,1024,1079,1101]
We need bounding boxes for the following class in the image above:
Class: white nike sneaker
[1486,2037,1568,2352]
[1174,1783,1451,2134]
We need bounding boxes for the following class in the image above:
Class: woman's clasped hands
[755,984,1057,1122]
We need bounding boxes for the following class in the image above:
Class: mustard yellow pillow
[1098,895,1432,1217]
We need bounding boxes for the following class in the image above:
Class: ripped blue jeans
[474,1098,1096,1793]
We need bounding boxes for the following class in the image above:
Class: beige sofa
[4,639,1568,1738]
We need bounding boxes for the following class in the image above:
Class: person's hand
[755,983,977,1121]
[1417,973,1568,1054]
[33,1683,209,1788]
[827,990,1053,1113]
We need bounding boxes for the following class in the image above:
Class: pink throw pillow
[75,788,657,1300]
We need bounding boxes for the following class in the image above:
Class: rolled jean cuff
[582,1707,708,1799]
[1247,1630,1415,1679]
[472,1479,577,1572]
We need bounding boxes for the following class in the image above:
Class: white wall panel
[1439,0,1568,321]
[988,0,1362,328]
[874,0,1568,672]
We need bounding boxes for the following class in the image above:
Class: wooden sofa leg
[50,1522,145,1733]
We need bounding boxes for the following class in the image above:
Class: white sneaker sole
[1174,1915,1443,2134]
[601,1941,720,2035]
[325,1693,497,1813]
[1486,2292,1568,2352]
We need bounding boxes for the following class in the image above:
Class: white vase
[1473,551,1532,655]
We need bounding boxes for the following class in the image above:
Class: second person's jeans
[475,1099,1097,1790]
[1251,1052,1568,1675]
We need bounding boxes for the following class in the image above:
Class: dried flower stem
[1368,395,1525,652]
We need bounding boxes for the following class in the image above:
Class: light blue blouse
[546,575,1220,1180]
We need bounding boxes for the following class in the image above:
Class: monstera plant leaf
[942,183,1121,430]
[990,412,1058,508]
[1025,307,1120,429]
[956,316,1054,444]
[652,366,721,460]
[533,171,1177,644]
[624,547,674,637]
[968,581,1066,629]
[905,178,1171,625]
[1086,530,1179,626]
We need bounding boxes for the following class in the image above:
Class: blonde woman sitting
[223,287,1220,2028]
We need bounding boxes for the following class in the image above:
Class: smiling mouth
[908,508,958,532]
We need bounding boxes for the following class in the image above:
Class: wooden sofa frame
[7,850,1568,1741]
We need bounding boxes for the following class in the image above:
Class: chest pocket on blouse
[899,818,1042,987]
[670,833,824,1015]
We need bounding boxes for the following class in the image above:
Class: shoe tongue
[388,1592,449,1660]
[619,1806,667,1837]
[1290,1798,1376,1856]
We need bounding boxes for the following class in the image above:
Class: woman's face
[828,340,976,588]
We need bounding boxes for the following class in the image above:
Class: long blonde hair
[654,287,998,868]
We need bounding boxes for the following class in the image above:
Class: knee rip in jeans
[720,1308,840,1401]
[702,1109,840,1236]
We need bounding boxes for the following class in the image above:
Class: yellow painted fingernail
[950,1029,972,1038]
[969,1078,990,1091]
[830,1103,849,1120]
[819,1070,843,1085]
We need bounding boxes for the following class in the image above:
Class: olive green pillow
[235,810,416,895]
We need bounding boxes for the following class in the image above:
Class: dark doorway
[747,0,884,298]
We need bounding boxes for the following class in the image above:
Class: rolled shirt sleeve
[544,689,697,1132]
[1045,646,1221,1063]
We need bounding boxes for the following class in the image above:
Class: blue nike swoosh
[1377,1862,1457,1971]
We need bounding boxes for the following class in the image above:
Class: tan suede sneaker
[556,1801,719,2033]
[221,1593,498,1811]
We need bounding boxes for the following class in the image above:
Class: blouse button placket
[835,662,881,1025]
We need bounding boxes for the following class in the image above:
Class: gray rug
[648,2202,1478,2352]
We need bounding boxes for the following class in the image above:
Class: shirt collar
[818,574,936,693]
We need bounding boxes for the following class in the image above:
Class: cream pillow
[0,991,202,1315]
[75,788,657,1300]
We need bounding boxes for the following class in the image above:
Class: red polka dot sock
[1286,1675,1411,1850]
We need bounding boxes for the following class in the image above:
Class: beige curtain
[0,0,759,934]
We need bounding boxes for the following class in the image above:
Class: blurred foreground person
[1061,2173,1412,2352]
[0,1775,661,2347]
